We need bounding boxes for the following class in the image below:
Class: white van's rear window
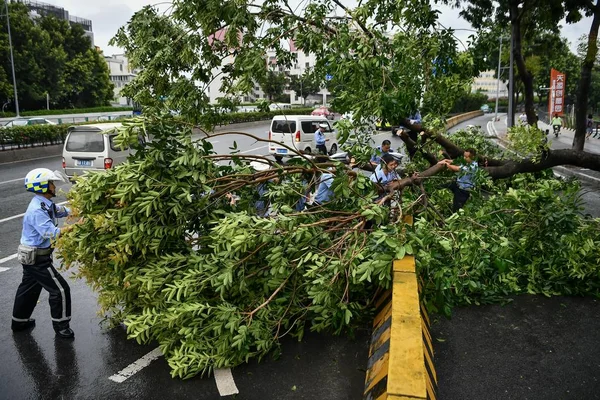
[271,120,296,133]
[66,131,105,152]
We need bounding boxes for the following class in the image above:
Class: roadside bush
[412,177,600,316]
[0,124,69,148]
[212,107,314,126]
[1,106,134,118]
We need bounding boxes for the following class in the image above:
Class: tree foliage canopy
[0,1,113,111]
[57,0,600,381]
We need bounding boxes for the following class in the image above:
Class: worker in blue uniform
[12,168,74,338]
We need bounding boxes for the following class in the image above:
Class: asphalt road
[0,122,395,400]
[435,113,600,400]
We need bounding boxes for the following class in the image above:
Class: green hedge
[1,106,134,118]
[213,107,315,125]
[0,124,70,148]
[0,108,320,149]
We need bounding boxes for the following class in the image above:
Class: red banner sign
[548,68,566,116]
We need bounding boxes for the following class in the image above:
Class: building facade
[15,0,94,46]
[472,70,508,99]
[104,54,138,106]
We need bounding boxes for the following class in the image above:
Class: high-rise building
[14,0,94,46]
[104,54,138,106]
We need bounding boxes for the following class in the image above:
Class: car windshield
[66,130,105,152]
[8,120,28,126]
[271,120,296,133]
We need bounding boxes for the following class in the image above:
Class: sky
[40,0,593,55]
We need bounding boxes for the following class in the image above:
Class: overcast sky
[40,0,593,55]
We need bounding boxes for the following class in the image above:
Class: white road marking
[214,368,239,396]
[0,254,17,265]
[0,201,68,224]
[109,347,163,383]
[240,145,268,154]
[0,267,10,273]
[0,177,24,185]
[0,154,61,164]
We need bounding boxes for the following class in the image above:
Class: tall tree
[259,71,288,101]
[0,2,113,112]
[288,69,321,104]
[458,0,588,126]
[573,0,600,151]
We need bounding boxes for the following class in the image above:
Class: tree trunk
[574,0,600,151]
[510,3,537,126]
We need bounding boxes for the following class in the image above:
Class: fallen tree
[56,0,600,380]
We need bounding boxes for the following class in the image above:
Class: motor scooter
[553,125,560,138]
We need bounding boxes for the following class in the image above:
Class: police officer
[314,123,328,155]
[11,168,74,338]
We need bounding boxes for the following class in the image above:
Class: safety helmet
[24,168,65,194]
[250,161,270,171]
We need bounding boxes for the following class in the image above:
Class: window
[66,131,105,152]
[271,120,296,133]
[305,62,310,68]
[120,64,123,72]
[301,121,315,133]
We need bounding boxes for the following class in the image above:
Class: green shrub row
[0,124,70,148]
[0,108,321,148]
[211,107,315,126]
[0,106,134,118]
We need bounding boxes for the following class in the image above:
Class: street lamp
[4,0,19,117]
[494,36,510,123]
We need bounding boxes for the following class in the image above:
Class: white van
[62,123,137,179]
[268,115,338,161]
[269,103,292,111]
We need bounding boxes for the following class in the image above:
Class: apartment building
[472,70,508,99]
[105,54,138,106]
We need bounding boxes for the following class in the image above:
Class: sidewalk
[490,114,600,187]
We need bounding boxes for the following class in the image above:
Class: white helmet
[24,168,66,194]
[250,161,271,171]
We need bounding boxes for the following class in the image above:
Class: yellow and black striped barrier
[363,236,437,399]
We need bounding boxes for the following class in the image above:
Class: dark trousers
[12,253,72,330]
[316,144,327,155]
[447,182,470,211]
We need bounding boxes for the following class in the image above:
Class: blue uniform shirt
[21,195,70,248]
[369,165,399,185]
[370,147,394,164]
[456,161,478,190]
[314,173,334,204]
[314,129,326,145]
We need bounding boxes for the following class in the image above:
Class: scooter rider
[551,114,563,136]
[11,168,74,339]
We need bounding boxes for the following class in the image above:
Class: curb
[0,144,63,165]
[363,217,437,400]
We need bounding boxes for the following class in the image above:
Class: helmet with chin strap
[24,168,64,194]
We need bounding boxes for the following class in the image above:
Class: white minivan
[62,123,137,179]
[268,115,338,161]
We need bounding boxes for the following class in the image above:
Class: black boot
[53,322,74,339]
[12,318,36,332]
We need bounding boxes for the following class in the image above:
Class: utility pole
[507,26,515,128]
[494,37,503,123]
[5,0,20,117]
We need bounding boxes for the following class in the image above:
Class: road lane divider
[108,347,163,383]
[363,217,437,400]
[214,368,239,396]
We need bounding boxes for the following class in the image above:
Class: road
[435,113,600,400]
[0,122,400,400]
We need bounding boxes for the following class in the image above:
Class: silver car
[62,123,132,179]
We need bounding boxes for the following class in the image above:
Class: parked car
[268,115,338,162]
[481,104,490,113]
[2,117,55,128]
[62,123,145,179]
[311,106,335,120]
[269,103,292,111]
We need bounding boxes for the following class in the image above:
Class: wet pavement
[0,125,370,400]
[432,295,600,400]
